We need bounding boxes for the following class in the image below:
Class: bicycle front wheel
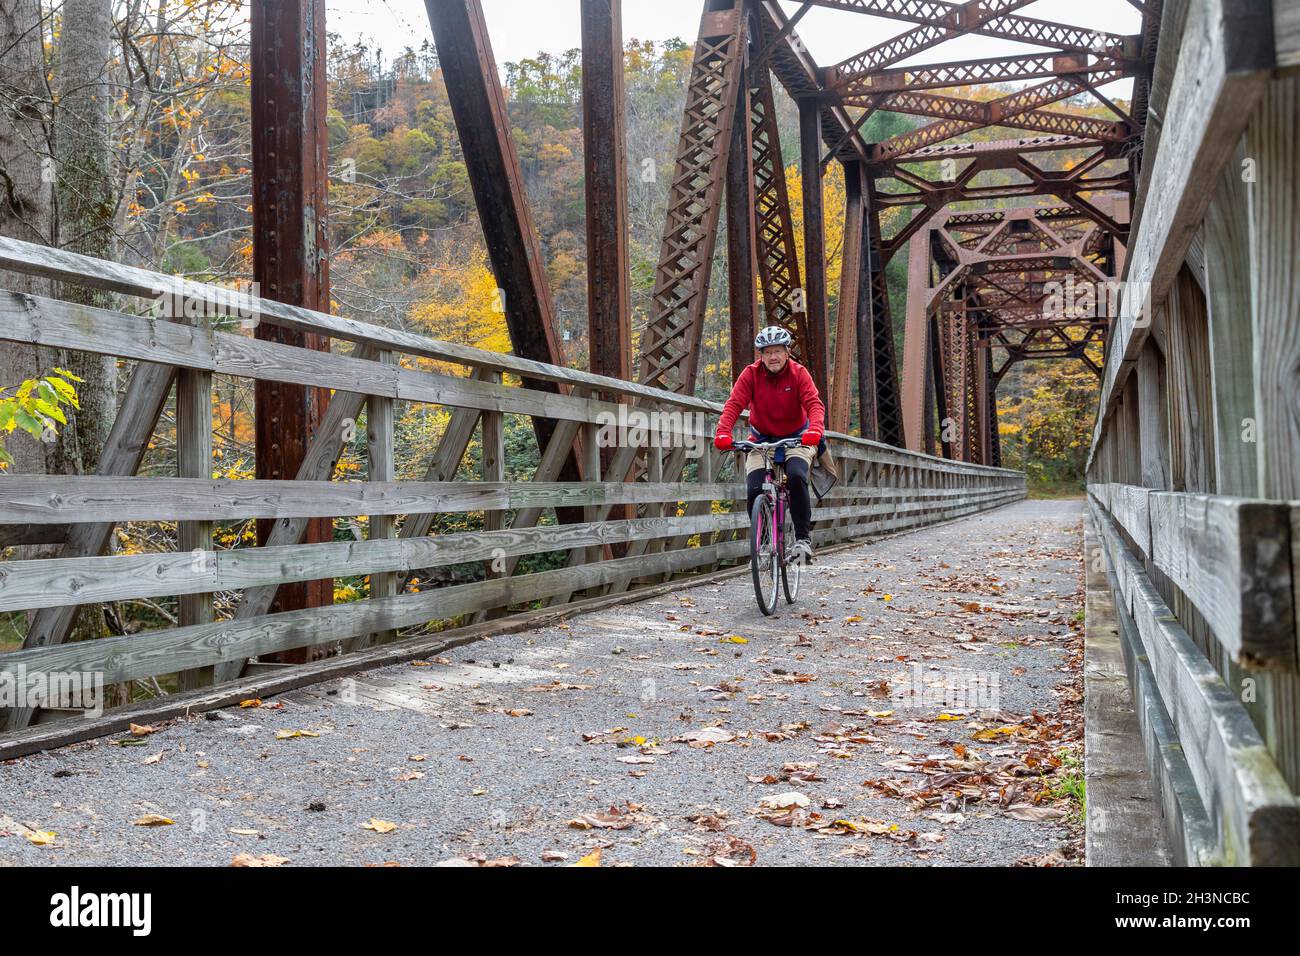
[749,493,779,615]
[781,498,801,604]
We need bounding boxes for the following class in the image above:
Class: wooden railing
[0,235,1024,746]
[1085,1,1300,866]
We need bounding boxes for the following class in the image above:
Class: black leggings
[747,456,811,540]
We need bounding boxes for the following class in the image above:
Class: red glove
[800,427,822,447]
[714,431,734,451]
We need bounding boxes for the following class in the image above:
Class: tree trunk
[51,0,117,476]
[51,0,119,663]
[0,0,55,478]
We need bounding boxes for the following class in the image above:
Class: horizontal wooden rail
[1090,483,1297,671]
[0,487,1022,611]
[1091,499,1299,865]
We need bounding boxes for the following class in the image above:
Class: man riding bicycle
[714,326,826,563]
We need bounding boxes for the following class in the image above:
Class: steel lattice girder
[832,50,1132,96]
[636,4,747,394]
[804,0,1137,73]
[749,68,814,370]
[902,203,1123,460]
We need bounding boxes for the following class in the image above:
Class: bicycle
[733,438,805,615]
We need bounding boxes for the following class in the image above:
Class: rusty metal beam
[829,160,864,433]
[800,97,830,394]
[581,0,631,386]
[727,40,759,383]
[250,0,333,644]
[425,0,584,496]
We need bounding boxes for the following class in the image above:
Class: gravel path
[1,499,1086,867]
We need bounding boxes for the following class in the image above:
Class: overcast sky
[326,0,1140,97]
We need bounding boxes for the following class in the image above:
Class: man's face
[759,345,789,374]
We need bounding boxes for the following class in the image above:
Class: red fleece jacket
[717,358,825,438]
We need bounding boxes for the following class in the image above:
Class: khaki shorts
[744,443,815,475]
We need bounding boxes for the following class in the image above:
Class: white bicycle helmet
[754,325,793,349]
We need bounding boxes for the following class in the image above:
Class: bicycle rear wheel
[749,494,779,615]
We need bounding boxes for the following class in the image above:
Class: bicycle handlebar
[733,438,804,452]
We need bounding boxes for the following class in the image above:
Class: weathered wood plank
[0,512,755,612]
[1109,483,1152,558]
[0,291,668,431]
[1247,75,1300,502]
[365,350,398,648]
[176,314,216,691]
[1083,513,1172,866]
[1203,137,1259,497]
[0,476,755,524]
[1147,491,1295,670]
[1096,502,1298,865]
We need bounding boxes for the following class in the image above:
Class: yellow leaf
[25,830,56,845]
[239,698,262,708]
[572,847,603,867]
[936,713,965,721]
[132,815,174,827]
[275,729,320,739]
[720,635,748,644]
[362,818,397,834]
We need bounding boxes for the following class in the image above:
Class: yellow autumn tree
[407,245,513,375]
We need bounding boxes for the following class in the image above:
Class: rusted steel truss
[903,204,1123,462]
[428,0,1158,465]
[636,4,747,394]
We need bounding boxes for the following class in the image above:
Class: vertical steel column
[900,223,933,451]
[726,33,759,384]
[862,172,904,446]
[829,160,863,433]
[749,70,808,366]
[250,0,333,642]
[799,97,829,394]
[853,209,878,440]
[581,0,631,385]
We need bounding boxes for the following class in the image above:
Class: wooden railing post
[368,349,397,645]
[177,314,215,691]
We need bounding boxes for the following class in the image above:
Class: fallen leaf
[132,815,174,827]
[758,792,810,810]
